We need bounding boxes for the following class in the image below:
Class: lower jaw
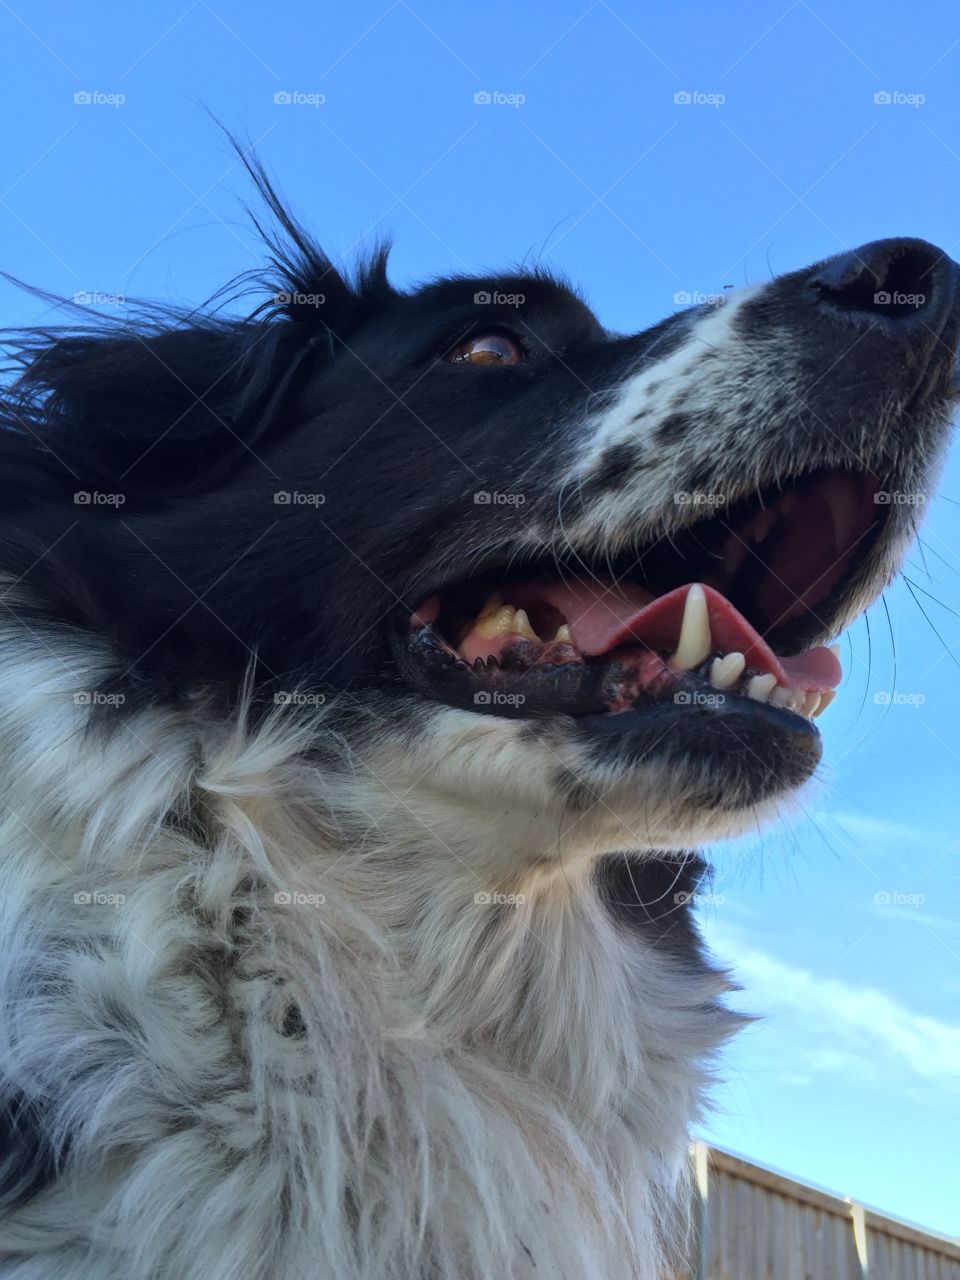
[400,624,830,730]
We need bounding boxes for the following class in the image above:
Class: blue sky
[1,0,958,1238]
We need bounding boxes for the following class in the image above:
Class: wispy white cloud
[713,937,960,1091]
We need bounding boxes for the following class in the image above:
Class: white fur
[0,608,738,1279]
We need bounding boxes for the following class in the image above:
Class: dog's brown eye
[447,332,524,366]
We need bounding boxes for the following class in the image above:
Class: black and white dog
[0,167,957,1278]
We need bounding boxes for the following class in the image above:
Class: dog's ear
[11,319,326,496]
[4,151,393,497]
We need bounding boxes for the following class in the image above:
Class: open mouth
[400,469,883,730]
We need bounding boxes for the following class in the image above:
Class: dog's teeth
[829,643,841,659]
[512,609,539,643]
[813,689,836,717]
[474,604,519,637]
[770,685,796,709]
[670,584,711,671]
[709,651,746,689]
[746,673,777,702]
[802,691,822,717]
[553,624,573,644]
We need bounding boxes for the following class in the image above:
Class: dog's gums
[401,466,876,726]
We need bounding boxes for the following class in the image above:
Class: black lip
[577,691,819,740]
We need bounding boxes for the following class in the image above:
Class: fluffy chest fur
[0,622,733,1280]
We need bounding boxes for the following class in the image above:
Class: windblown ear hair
[1,155,394,498]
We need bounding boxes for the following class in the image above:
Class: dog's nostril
[810,238,946,321]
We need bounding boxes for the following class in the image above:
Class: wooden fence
[681,1143,960,1279]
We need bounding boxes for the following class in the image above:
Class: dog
[0,164,957,1278]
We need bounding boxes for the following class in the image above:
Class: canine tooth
[474,604,518,637]
[770,685,794,709]
[802,691,822,718]
[512,608,539,642]
[747,673,777,702]
[553,624,573,644]
[670,584,712,671]
[813,689,836,717]
[829,644,841,659]
[710,651,746,689]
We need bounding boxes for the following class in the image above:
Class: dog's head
[4,199,959,866]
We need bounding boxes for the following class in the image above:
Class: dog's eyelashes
[446,331,524,366]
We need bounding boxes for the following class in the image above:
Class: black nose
[809,237,959,327]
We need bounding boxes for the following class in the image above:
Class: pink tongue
[529,580,841,691]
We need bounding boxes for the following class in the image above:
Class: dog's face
[6,234,959,863]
